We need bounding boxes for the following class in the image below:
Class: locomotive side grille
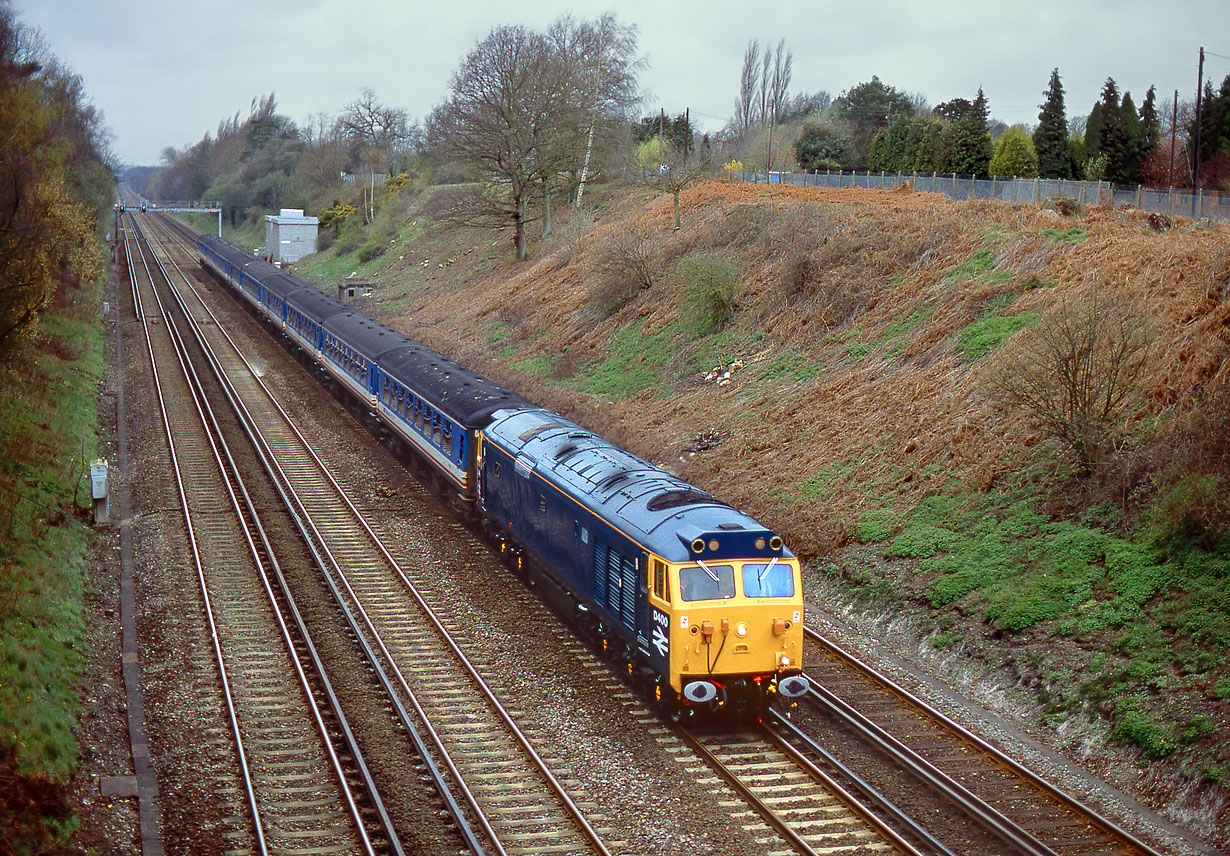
[594,540,637,631]
[593,540,608,609]
[619,555,637,631]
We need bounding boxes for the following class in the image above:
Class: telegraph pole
[1168,89,1177,188]
[1193,46,1204,215]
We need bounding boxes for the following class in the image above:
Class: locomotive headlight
[780,655,791,667]
[735,622,748,637]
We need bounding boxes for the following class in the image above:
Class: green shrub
[1181,715,1216,744]
[1111,698,1175,758]
[677,251,743,336]
[856,509,900,542]
[356,239,386,263]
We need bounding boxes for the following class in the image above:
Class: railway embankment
[290,177,1230,847]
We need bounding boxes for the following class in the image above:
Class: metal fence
[753,170,1230,221]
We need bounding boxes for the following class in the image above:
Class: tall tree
[1118,91,1140,183]
[1033,68,1071,178]
[1095,78,1128,183]
[832,76,915,168]
[546,13,642,210]
[735,39,759,133]
[757,45,771,127]
[1138,85,1161,160]
[428,25,585,260]
[1085,102,1104,159]
[948,87,993,176]
[768,39,792,126]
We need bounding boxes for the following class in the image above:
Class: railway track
[140,213,619,856]
[123,214,385,854]
[798,627,1169,856]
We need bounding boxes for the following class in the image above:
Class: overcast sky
[13,0,1227,166]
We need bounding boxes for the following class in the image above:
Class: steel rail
[135,214,397,856]
[765,712,957,856]
[140,217,483,856]
[148,215,608,856]
[123,216,269,855]
[804,626,1167,856]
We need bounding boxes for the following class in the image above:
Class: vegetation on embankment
[290,175,1230,835]
[1,7,116,851]
[0,272,105,850]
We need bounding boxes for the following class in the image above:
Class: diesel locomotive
[196,231,810,720]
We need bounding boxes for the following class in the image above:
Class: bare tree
[758,47,772,127]
[769,39,792,125]
[630,138,713,229]
[543,14,641,221]
[983,285,1153,474]
[736,39,760,134]
[338,87,412,168]
[428,25,585,260]
[556,13,643,209]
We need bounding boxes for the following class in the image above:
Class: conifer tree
[1095,78,1128,184]
[1085,102,1104,158]
[948,87,993,176]
[1033,68,1070,178]
[1139,85,1161,159]
[1119,91,1140,183]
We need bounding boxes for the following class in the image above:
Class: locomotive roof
[379,344,532,427]
[485,409,790,563]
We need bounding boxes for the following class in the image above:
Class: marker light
[735,622,748,637]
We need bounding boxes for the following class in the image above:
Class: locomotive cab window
[652,559,669,601]
[741,561,795,598]
[679,563,735,602]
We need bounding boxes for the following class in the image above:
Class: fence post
[1136,184,1143,208]
[952,173,957,194]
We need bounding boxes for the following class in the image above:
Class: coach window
[433,421,443,447]
[441,424,453,453]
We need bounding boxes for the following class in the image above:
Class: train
[195,231,810,721]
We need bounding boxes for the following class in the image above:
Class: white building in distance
[264,208,318,264]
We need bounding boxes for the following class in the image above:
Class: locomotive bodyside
[478,408,808,718]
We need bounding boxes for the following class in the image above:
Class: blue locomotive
[197,233,809,719]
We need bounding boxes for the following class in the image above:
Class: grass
[0,288,102,780]
[570,321,673,398]
[956,297,1039,361]
[945,248,996,282]
[1040,226,1087,244]
[0,271,105,851]
[175,211,263,251]
[848,478,1230,758]
[758,348,823,383]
